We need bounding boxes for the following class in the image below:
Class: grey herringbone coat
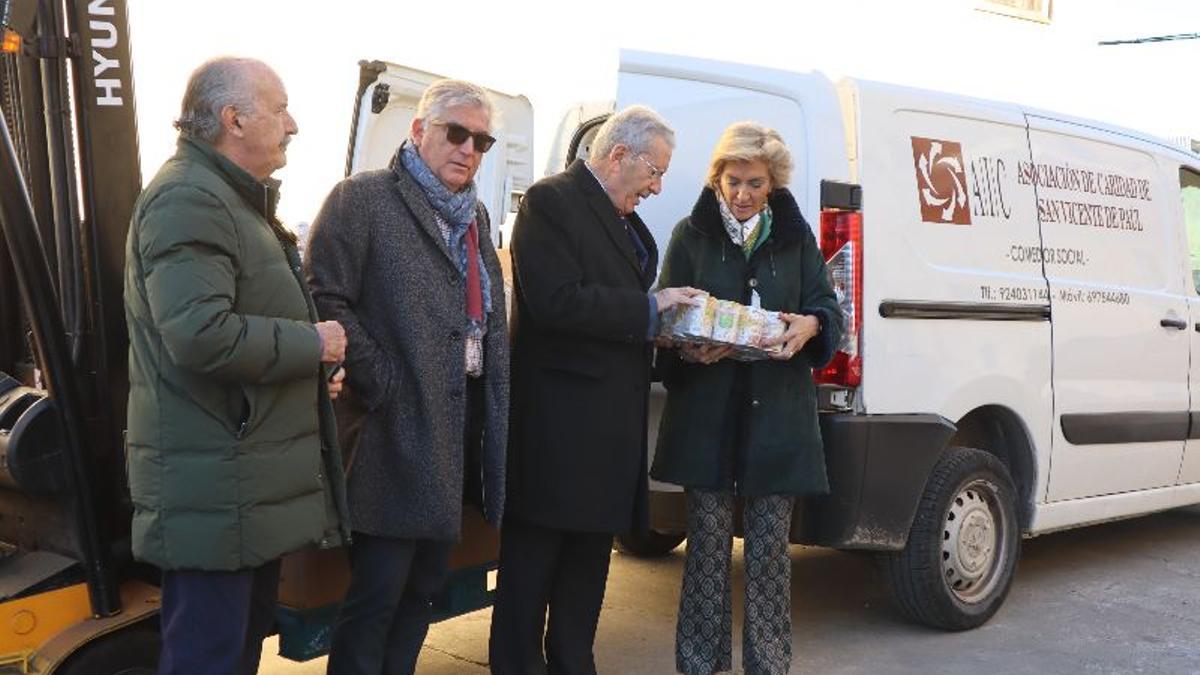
[304,157,508,541]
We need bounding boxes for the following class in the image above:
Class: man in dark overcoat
[489,105,701,674]
[305,79,509,675]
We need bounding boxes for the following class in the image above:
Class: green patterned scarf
[717,192,773,258]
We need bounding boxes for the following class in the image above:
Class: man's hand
[654,287,707,313]
[315,321,347,363]
[680,342,735,365]
[763,312,820,360]
[328,365,346,400]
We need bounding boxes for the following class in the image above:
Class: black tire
[883,446,1020,631]
[56,622,160,675]
[615,529,686,557]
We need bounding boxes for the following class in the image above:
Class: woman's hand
[764,312,820,360]
[680,342,736,365]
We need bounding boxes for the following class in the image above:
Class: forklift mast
[0,0,141,618]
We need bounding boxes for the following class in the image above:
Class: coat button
[317,471,323,481]
[748,278,758,288]
[751,399,762,408]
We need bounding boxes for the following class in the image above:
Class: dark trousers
[488,518,614,675]
[325,533,453,675]
[158,559,281,675]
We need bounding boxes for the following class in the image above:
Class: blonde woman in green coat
[651,122,843,675]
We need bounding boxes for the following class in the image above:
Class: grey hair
[590,105,675,160]
[415,79,495,127]
[173,57,267,143]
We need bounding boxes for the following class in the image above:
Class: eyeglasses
[634,153,665,180]
[435,121,497,153]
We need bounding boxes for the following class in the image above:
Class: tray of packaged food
[659,294,786,361]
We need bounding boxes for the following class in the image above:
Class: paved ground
[261,505,1200,674]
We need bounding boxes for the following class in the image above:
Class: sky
[126,0,1200,228]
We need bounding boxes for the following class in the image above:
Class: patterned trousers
[675,489,794,675]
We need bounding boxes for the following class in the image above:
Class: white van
[343,51,1200,631]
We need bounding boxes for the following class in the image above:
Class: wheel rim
[940,478,1008,604]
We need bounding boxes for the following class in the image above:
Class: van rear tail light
[815,209,862,387]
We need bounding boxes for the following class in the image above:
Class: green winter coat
[124,137,351,571]
[650,187,844,496]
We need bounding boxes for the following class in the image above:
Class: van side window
[1181,168,1200,293]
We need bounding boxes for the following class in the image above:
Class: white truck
[345,49,1200,631]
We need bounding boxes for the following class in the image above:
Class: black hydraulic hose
[35,0,84,362]
[0,108,121,617]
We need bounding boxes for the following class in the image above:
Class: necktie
[623,218,649,273]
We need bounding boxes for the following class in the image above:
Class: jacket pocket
[235,385,257,439]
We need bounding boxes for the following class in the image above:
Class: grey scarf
[395,141,493,318]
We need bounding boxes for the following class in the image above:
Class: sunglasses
[435,121,497,153]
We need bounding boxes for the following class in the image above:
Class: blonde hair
[706,121,792,190]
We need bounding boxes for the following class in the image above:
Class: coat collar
[687,186,807,249]
[178,137,295,243]
[566,159,656,284]
[391,147,460,268]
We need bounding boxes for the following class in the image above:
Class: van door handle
[1160,317,1187,329]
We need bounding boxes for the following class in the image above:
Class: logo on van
[911,137,971,225]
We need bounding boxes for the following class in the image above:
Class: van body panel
[1030,481,1200,535]
[346,62,534,247]
[848,81,1053,500]
[1027,117,1190,501]
[615,50,850,264]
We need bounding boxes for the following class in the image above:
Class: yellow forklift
[0,1,498,671]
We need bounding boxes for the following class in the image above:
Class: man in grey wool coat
[305,78,509,675]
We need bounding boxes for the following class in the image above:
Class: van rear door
[1028,118,1189,501]
[614,50,850,260]
[344,61,534,247]
[1178,164,1200,485]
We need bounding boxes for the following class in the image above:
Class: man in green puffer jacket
[123,57,351,675]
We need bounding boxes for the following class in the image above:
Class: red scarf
[465,220,483,322]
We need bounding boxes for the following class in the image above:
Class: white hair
[590,105,675,159]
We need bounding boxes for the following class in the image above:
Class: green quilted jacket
[123,137,350,571]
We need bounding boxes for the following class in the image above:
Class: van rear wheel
[883,446,1019,631]
[615,529,686,557]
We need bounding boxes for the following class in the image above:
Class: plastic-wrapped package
[665,295,718,342]
[659,295,791,361]
[710,300,742,343]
